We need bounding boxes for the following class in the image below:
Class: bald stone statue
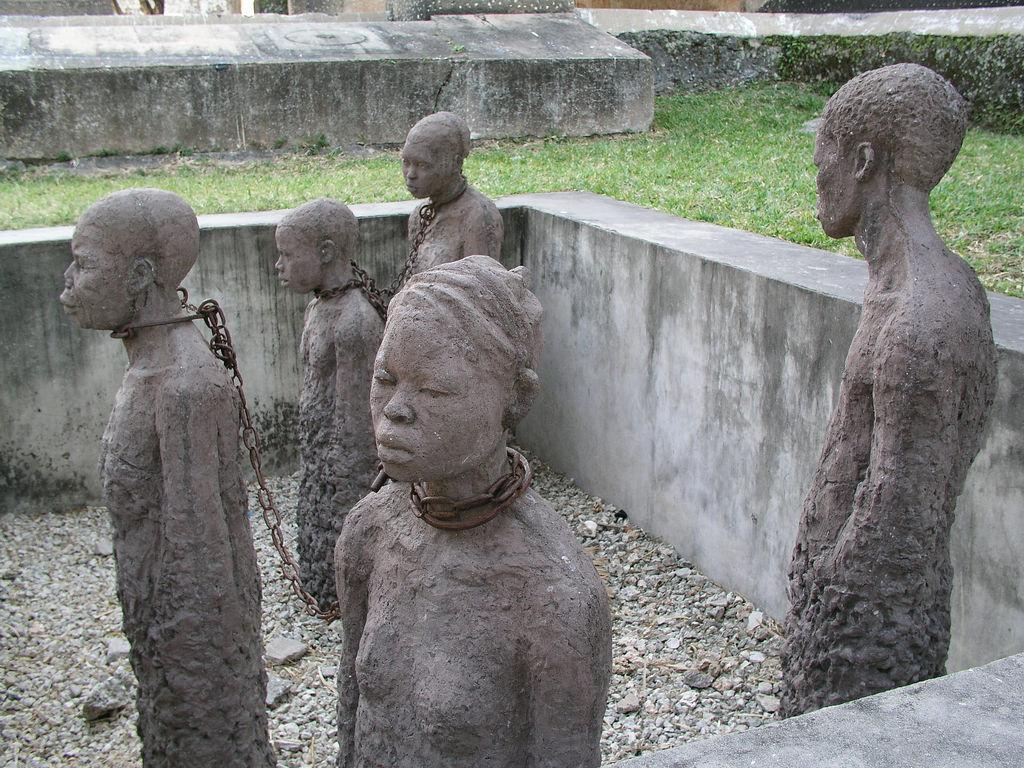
[401,112,503,273]
[275,199,384,610]
[335,255,611,768]
[60,189,275,766]
[781,64,998,716]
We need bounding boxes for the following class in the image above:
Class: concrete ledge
[1,192,1021,672]
[609,652,1024,768]
[0,13,652,159]
[579,7,1024,37]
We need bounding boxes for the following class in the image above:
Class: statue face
[60,224,137,330]
[274,226,324,294]
[370,307,508,483]
[813,129,862,240]
[401,136,458,200]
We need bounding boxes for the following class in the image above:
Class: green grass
[2,83,1021,297]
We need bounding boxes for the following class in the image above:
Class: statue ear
[319,238,336,265]
[854,141,876,182]
[128,256,156,297]
[504,367,539,430]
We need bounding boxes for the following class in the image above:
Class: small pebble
[265,636,308,666]
[106,637,131,663]
[0,453,782,766]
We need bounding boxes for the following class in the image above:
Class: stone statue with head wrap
[401,112,504,273]
[59,189,275,766]
[781,64,997,716]
[334,255,611,767]
[275,198,384,610]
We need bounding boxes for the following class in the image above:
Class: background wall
[1,193,1021,672]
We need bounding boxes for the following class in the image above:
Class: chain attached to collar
[111,287,342,622]
[410,448,532,532]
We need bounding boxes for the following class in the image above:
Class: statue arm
[334,503,373,768]
[525,594,609,768]
[155,379,242,593]
[462,207,503,260]
[841,341,959,577]
[329,307,384,496]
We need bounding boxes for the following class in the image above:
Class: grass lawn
[1,83,1021,298]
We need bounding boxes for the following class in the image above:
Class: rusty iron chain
[386,202,436,300]
[316,202,436,323]
[179,291,342,623]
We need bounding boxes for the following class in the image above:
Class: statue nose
[383,400,415,424]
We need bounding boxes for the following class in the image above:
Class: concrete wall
[0,0,110,14]
[509,193,1024,672]
[1,192,1021,671]
[579,6,1024,36]
[609,652,1024,768]
[0,200,524,510]
[0,14,652,160]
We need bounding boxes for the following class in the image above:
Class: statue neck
[854,184,942,290]
[429,174,468,207]
[315,258,355,296]
[120,288,194,367]
[422,441,510,507]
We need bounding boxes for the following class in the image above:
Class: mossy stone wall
[619,30,1024,133]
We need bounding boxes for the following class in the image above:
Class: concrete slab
[579,6,1024,37]
[0,13,652,159]
[609,652,1024,768]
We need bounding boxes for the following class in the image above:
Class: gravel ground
[0,453,782,767]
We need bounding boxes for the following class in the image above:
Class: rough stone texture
[0,14,653,160]
[608,653,1024,768]
[81,672,132,722]
[580,6,1024,37]
[613,29,1024,132]
[275,199,383,609]
[3,194,1022,671]
[335,256,612,767]
[60,189,274,767]
[618,30,778,93]
[265,635,309,665]
[401,112,503,273]
[387,0,572,22]
[780,65,998,716]
[0,0,110,12]
[761,0,1021,11]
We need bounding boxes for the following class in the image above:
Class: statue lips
[376,436,414,465]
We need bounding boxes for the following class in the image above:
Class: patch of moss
[770,33,1024,134]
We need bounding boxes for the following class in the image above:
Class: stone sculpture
[781,64,997,716]
[59,189,275,767]
[275,198,384,610]
[334,255,611,767]
[401,112,504,273]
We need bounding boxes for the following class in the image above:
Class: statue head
[371,255,543,483]
[275,198,358,294]
[814,63,967,239]
[60,188,199,330]
[400,111,472,201]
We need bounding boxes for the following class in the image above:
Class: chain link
[159,199,439,621]
[183,292,341,623]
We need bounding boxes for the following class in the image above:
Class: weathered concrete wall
[596,21,1024,132]
[0,201,524,510]
[386,0,573,22]
[0,0,110,14]
[509,193,1024,672]
[579,6,1024,36]
[0,14,652,160]
[609,652,1024,768]
[1,192,1020,672]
